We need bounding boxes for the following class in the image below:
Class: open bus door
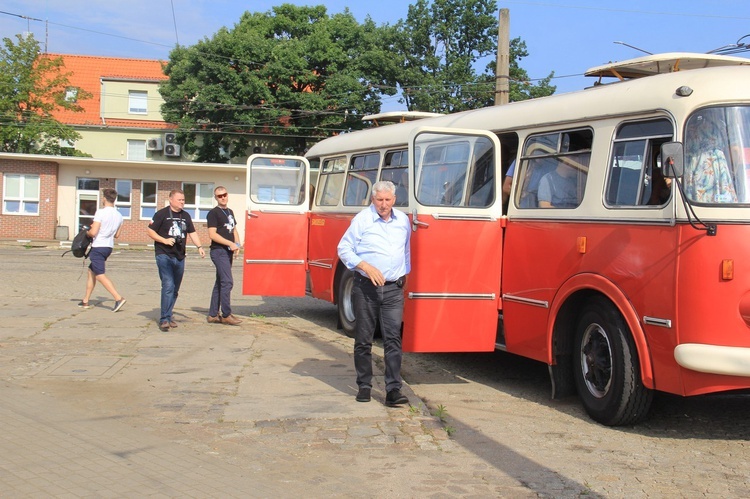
[243,154,310,296]
[402,128,504,352]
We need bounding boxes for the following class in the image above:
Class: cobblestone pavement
[1,243,749,497]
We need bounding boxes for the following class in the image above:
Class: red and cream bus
[242,53,750,426]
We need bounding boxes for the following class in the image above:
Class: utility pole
[494,8,510,106]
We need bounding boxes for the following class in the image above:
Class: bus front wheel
[337,270,356,338]
[573,297,653,426]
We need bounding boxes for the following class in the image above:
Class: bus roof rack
[362,111,444,126]
[585,52,750,82]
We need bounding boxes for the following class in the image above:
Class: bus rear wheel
[573,297,653,426]
[337,269,356,338]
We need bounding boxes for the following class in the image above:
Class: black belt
[356,274,405,288]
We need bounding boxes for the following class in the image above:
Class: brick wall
[0,159,58,240]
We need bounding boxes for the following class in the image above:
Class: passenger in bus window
[518,158,556,208]
[337,180,411,407]
[501,160,515,204]
[538,161,579,208]
[394,174,408,207]
[685,112,738,203]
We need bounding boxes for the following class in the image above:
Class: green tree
[0,33,90,155]
[392,0,554,112]
[160,4,395,161]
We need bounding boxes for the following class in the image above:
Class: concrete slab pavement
[0,244,542,497]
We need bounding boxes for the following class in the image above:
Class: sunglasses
[216,193,228,198]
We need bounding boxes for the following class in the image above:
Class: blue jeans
[352,274,404,392]
[209,248,234,318]
[155,254,184,323]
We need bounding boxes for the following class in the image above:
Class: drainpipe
[100,78,106,126]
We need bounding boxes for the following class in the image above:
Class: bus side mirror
[660,142,684,178]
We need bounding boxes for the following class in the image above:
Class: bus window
[249,157,306,205]
[517,129,592,209]
[416,140,471,206]
[684,107,750,204]
[606,118,673,207]
[343,153,380,206]
[725,106,750,202]
[414,137,496,207]
[380,149,408,207]
[316,156,347,206]
[467,138,495,207]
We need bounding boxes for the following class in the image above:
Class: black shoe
[356,387,371,402]
[385,389,408,406]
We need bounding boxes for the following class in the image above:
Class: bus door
[243,154,310,296]
[403,128,504,352]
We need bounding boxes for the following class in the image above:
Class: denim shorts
[88,247,112,276]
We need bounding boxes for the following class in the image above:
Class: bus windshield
[684,106,750,204]
[249,157,306,205]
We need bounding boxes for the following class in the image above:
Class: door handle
[411,209,429,231]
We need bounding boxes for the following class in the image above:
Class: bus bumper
[675,344,750,377]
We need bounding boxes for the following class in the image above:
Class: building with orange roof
[49,54,180,161]
[0,54,250,244]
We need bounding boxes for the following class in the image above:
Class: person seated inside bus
[394,174,408,206]
[501,160,516,205]
[647,166,672,205]
[538,161,579,208]
[518,158,556,208]
[684,111,738,203]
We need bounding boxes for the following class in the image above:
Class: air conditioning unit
[146,137,163,151]
[164,132,177,144]
[164,143,181,157]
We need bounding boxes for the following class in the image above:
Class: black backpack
[62,226,93,258]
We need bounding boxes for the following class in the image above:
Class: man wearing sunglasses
[206,186,242,325]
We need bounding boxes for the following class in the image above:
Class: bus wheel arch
[548,291,590,400]
[571,295,654,426]
[334,264,356,338]
[550,274,655,391]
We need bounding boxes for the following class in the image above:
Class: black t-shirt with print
[206,206,236,250]
[149,206,196,260]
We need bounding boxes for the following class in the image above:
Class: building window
[65,87,78,102]
[128,90,147,114]
[115,179,132,219]
[77,178,100,191]
[3,174,40,215]
[127,139,147,161]
[183,182,214,221]
[141,180,157,219]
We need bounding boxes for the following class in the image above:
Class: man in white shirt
[337,181,411,406]
[79,188,126,312]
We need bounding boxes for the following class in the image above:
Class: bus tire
[337,269,356,338]
[573,297,653,426]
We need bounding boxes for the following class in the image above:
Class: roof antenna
[613,41,652,55]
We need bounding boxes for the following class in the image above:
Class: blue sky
[2,1,749,110]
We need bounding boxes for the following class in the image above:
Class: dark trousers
[352,274,404,392]
[155,254,184,323]
[209,248,234,317]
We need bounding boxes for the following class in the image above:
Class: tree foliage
[160,1,557,161]
[391,0,555,112]
[160,4,396,160]
[0,34,90,155]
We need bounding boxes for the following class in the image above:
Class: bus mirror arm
[661,142,717,236]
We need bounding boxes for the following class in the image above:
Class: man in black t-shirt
[147,189,206,332]
[206,186,242,326]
